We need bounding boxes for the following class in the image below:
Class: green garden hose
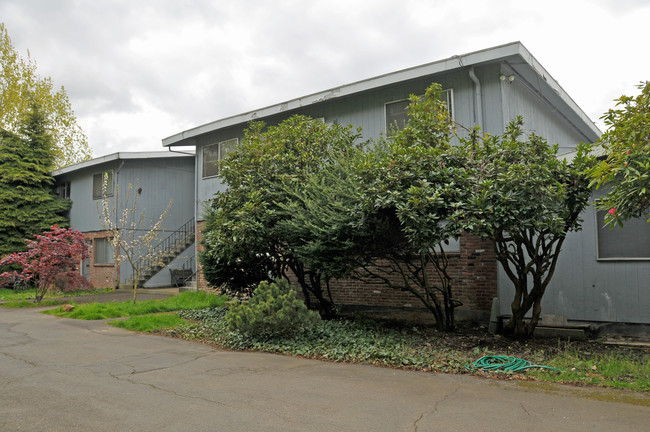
[465,355,560,373]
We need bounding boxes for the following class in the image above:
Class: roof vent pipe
[468,67,483,128]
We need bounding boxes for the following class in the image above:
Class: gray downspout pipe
[468,67,483,128]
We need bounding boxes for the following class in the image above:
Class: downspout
[468,67,483,129]
[469,67,500,329]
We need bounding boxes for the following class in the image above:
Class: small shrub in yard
[226,279,320,338]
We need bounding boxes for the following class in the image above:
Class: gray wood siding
[196,67,494,216]
[58,156,195,285]
[498,202,650,324]
[500,70,588,154]
[63,160,121,233]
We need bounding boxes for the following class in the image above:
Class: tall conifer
[0,103,70,256]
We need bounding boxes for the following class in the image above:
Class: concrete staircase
[130,218,195,288]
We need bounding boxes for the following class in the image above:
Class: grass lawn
[111,313,190,332]
[43,291,228,319]
[0,287,112,307]
[1,299,67,308]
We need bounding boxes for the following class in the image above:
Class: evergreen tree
[0,104,70,257]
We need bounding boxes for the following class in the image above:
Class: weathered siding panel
[117,158,194,232]
[195,69,481,214]
[500,71,587,154]
[498,203,650,324]
[115,158,195,284]
[57,155,195,286]
[64,160,121,232]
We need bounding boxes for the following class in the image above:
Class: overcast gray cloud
[1,0,648,157]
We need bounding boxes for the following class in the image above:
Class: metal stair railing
[136,217,195,283]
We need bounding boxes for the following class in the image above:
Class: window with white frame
[94,237,114,265]
[92,171,113,199]
[596,210,650,259]
[202,138,238,178]
[385,89,453,135]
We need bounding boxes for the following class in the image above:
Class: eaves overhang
[52,151,194,177]
[162,41,601,147]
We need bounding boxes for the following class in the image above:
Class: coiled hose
[466,355,560,373]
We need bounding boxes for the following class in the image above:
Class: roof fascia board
[52,151,194,177]
[507,45,601,141]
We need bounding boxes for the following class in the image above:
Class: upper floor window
[385,89,454,135]
[203,138,238,178]
[93,171,113,200]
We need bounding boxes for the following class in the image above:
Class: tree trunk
[503,280,532,339]
[132,269,139,305]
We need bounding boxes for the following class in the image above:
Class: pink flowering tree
[0,225,92,302]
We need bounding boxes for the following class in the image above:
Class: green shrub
[226,279,320,338]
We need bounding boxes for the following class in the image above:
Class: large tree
[279,84,469,331]
[200,116,364,318]
[0,104,71,257]
[589,81,650,226]
[462,117,593,338]
[1,23,91,169]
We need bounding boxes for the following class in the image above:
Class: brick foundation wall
[317,234,496,313]
[196,221,496,314]
[83,231,119,289]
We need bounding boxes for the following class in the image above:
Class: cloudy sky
[1,0,648,157]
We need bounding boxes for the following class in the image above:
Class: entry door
[81,239,91,280]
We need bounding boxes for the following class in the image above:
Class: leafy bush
[226,279,320,338]
[53,271,94,292]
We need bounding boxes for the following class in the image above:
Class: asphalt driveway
[1,304,648,431]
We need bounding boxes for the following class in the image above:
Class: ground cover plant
[165,307,649,394]
[43,291,227,319]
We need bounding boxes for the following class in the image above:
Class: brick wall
[83,231,119,289]
[196,221,497,315]
[296,233,496,314]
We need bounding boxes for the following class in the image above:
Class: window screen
[385,89,453,135]
[597,211,650,259]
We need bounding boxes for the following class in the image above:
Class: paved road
[1,304,648,432]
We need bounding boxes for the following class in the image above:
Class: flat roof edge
[52,151,194,176]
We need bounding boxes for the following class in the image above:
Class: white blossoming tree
[99,175,172,304]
